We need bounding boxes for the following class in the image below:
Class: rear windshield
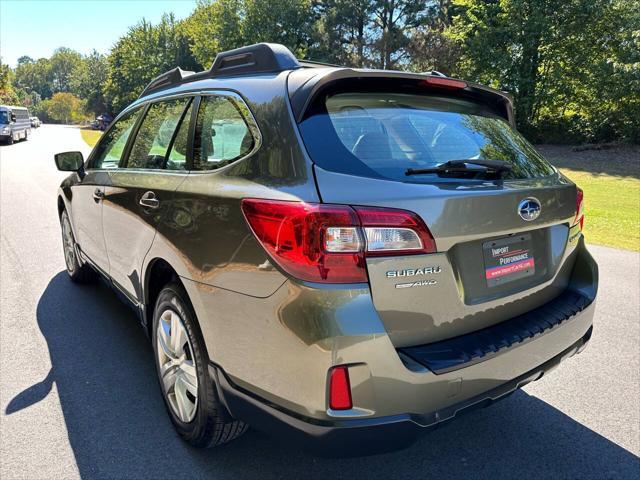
[298,92,555,182]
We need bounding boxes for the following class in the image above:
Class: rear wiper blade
[405,159,513,176]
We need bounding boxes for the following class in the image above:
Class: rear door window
[299,92,555,182]
[125,97,192,170]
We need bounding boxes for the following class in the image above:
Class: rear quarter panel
[142,74,320,301]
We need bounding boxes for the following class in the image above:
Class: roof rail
[139,43,300,99]
[139,67,196,98]
[211,43,300,76]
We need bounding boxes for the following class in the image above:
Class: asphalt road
[1,125,639,479]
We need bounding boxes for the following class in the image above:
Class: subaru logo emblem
[518,198,541,221]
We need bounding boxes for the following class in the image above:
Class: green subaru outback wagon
[54,43,597,455]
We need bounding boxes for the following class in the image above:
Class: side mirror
[10,113,16,123]
[55,151,84,172]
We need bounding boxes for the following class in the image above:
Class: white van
[0,105,31,144]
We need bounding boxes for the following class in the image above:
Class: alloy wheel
[156,309,199,423]
[61,214,76,272]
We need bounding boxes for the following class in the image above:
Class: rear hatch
[293,72,581,347]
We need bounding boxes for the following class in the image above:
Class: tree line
[0,0,637,143]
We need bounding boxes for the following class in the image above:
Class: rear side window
[91,108,141,169]
[192,96,255,171]
[126,97,191,170]
[299,92,555,182]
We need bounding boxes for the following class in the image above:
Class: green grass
[80,128,102,147]
[560,168,640,252]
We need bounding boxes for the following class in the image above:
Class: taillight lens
[575,187,585,230]
[241,199,436,283]
[329,366,352,410]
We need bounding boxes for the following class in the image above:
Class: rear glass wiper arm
[405,159,513,176]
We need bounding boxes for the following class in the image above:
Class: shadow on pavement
[536,145,640,179]
[5,272,639,479]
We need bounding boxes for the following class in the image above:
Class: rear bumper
[211,325,593,456]
[185,239,597,455]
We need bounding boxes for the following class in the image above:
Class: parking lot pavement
[1,125,639,479]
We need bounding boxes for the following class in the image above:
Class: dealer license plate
[483,234,535,288]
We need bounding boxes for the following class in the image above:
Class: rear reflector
[420,77,468,90]
[329,366,352,410]
[241,199,437,283]
[575,187,585,230]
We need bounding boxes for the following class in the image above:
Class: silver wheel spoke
[161,365,178,392]
[170,311,186,357]
[179,361,198,396]
[174,377,196,422]
[157,321,175,360]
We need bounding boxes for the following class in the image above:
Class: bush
[41,92,88,124]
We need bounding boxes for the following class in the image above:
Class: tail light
[328,366,352,410]
[575,187,585,230]
[241,199,436,283]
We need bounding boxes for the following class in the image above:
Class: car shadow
[5,272,639,479]
[536,145,640,179]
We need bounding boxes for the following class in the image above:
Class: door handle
[139,191,160,209]
[93,188,104,202]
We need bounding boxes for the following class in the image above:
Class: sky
[0,0,198,66]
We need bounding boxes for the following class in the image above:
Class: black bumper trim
[399,289,594,374]
[211,325,593,456]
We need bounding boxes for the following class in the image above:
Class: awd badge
[395,279,438,289]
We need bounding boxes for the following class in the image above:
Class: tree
[310,0,373,66]
[448,0,640,141]
[14,57,53,99]
[49,47,83,93]
[104,14,200,113]
[71,51,109,115]
[369,0,426,69]
[45,92,86,124]
[17,56,34,66]
[0,59,20,104]
[407,0,459,74]
[184,0,244,67]
[243,0,315,57]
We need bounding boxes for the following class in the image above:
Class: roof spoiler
[288,69,516,127]
[139,43,300,99]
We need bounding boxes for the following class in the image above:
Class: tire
[152,282,247,448]
[60,210,97,283]
[7,134,13,145]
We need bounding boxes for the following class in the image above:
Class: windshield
[0,111,8,124]
[298,92,555,182]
